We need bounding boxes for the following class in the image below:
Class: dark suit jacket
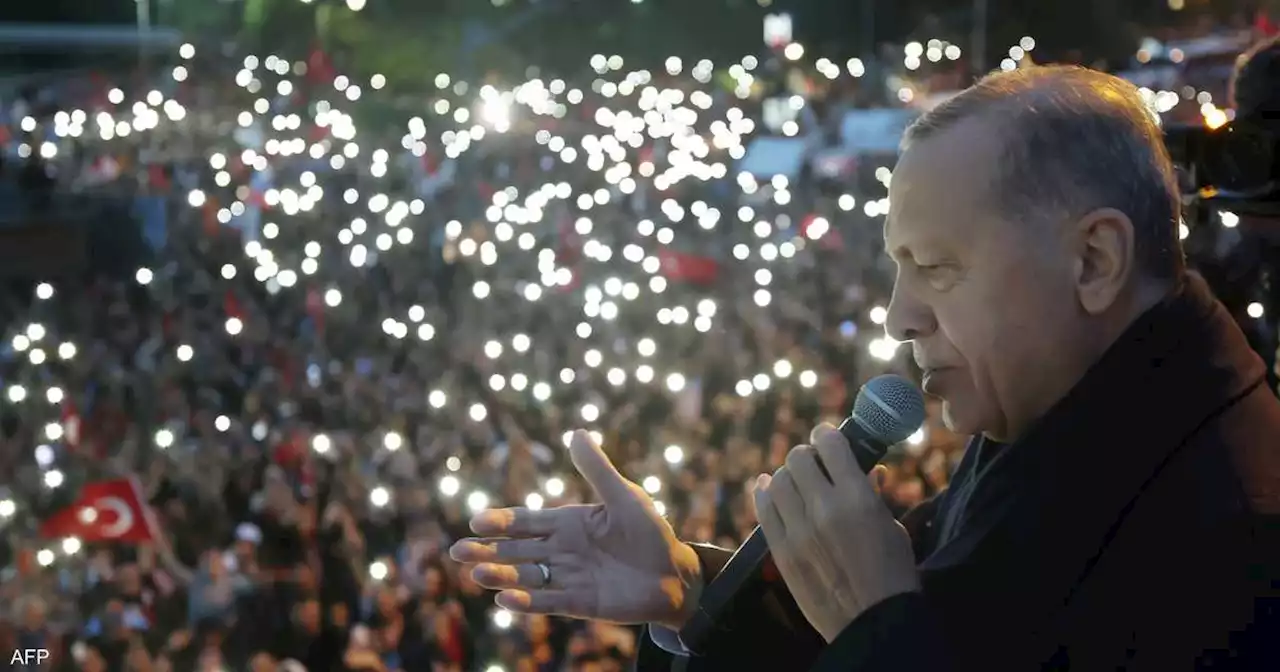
[638,274,1280,671]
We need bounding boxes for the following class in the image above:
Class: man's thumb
[568,429,632,506]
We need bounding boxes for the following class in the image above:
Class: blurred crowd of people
[0,49,963,672]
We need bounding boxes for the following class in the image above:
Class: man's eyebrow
[883,217,914,262]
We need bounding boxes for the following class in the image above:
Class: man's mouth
[921,368,951,394]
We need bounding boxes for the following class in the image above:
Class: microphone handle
[676,525,772,656]
[677,417,889,654]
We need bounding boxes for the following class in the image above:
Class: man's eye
[916,263,958,289]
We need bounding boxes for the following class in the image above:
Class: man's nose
[884,284,936,342]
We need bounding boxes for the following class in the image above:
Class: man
[451,66,1280,670]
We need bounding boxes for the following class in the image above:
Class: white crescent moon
[95,496,135,538]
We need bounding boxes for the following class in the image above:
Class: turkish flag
[657,250,721,285]
[38,477,158,543]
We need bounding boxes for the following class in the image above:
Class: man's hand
[449,430,704,629]
[753,424,921,643]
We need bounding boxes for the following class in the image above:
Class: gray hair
[902,65,1185,281]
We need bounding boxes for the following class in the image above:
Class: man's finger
[495,589,581,618]
[471,563,551,590]
[753,477,786,541]
[769,467,809,532]
[469,507,567,538]
[747,473,770,523]
[811,423,863,485]
[449,538,550,565]
[785,445,832,495]
[568,429,633,507]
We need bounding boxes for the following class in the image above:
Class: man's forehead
[885,133,999,249]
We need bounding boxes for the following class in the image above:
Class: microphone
[677,374,926,654]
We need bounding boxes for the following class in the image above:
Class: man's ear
[1071,207,1135,315]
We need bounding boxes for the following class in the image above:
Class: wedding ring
[535,561,552,588]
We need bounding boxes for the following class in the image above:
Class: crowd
[0,27,1269,672]
[0,47,965,672]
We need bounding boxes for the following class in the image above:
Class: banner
[738,137,809,180]
[839,108,918,153]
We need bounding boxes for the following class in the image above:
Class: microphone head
[852,374,927,445]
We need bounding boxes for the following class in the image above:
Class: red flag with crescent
[38,477,158,543]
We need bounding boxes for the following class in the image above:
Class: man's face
[885,119,1084,440]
